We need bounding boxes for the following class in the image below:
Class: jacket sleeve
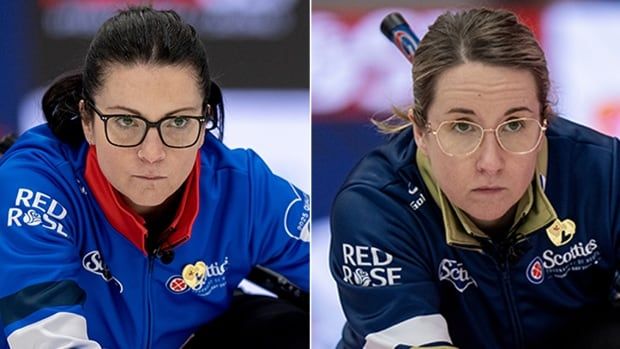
[330,184,456,349]
[0,163,101,349]
[246,150,310,292]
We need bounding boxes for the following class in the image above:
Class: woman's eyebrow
[105,105,200,116]
[504,106,533,116]
[446,107,476,115]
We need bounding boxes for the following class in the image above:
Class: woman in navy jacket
[330,8,620,349]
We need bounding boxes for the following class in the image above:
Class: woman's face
[414,62,542,229]
[81,64,204,215]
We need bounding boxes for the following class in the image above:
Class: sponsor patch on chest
[166,257,229,296]
[526,238,601,284]
[545,218,576,247]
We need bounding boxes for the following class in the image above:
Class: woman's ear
[409,108,427,155]
[79,100,94,145]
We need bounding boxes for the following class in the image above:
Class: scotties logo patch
[166,276,189,294]
[525,239,600,285]
[546,219,576,247]
[526,257,545,284]
[167,258,229,296]
[182,261,207,290]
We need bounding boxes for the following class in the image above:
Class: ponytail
[0,133,17,156]
[207,80,225,141]
[41,71,86,147]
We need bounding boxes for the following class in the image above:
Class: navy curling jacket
[330,117,620,349]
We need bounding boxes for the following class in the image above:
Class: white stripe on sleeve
[7,312,102,349]
[364,313,452,349]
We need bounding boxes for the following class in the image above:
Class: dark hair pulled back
[42,5,224,146]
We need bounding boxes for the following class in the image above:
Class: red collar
[84,146,200,255]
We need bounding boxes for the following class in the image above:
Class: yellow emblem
[545,219,576,246]
[182,261,207,290]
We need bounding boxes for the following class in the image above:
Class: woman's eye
[503,120,524,132]
[170,117,189,128]
[452,122,473,133]
[116,116,137,127]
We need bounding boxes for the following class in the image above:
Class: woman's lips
[133,175,166,181]
[471,186,505,195]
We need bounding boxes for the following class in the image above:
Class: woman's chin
[123,193,168,215]
[464,205,517,232]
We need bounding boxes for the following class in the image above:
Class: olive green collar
[416,138,557,250]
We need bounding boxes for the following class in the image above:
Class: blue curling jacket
[329,117,620,349]
[0,125,310,348]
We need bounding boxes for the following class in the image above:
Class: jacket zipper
[482,234,527,349]
[144,228,185,348]
[499,257,524,349]
[145,255,155,349]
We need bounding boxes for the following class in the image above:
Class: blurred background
[311,0,620,348]
[0,0,310,192]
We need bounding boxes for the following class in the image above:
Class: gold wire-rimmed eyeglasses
[425,117,548,156]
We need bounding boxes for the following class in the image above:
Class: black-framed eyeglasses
[85,100,215,148]
[425,117,548,156]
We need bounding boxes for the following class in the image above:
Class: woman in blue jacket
[0,6,309,349]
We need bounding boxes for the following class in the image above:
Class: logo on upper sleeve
[284,182,310,242]
[82,250,124,293]
[438,259,478,293]
[340,244,402,287]
[6,188,68,238]
[407,182,427,211]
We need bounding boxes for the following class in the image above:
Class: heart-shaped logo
[545,218,576,247]
[182,261,207,290]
